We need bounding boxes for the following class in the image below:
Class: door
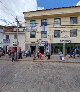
[39,46,44,54]
[30,46,36,54]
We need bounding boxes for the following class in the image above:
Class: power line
[0,0,15,18]
[0,0,18,25]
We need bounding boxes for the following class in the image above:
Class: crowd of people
[8,49,23,62]
[33,50,51,60]
[7,47,80,62]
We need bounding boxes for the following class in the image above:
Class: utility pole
[15,16,19,60]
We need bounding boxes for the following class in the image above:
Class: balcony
[3,39,10,43]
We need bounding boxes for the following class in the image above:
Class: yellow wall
[24,6,80,18]
[24,6,80,44]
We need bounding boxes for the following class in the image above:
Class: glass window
[41,31,47,38]
[70,29,77,37]
[30,31,36,38]
[41,19,47,26]
[54,30,60,38]
[6,35,9,39]
[54,18,61,26]
[14,34,17,39]
[30,20,36,29]
[70,17,78,24]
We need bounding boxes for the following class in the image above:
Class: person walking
[70,50,73,57]
[11,51,15,62]
[8,50,11,58]
[73,51,75,58]
[40,52,42,60]
[18,49,22,59]
[59,51,63,60]
[37,51,40,59]
[33,51,36,60]
[29,50,31,57]
[47,52,50,59]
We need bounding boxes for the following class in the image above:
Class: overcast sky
[0,0,40,26]
[0,0,80,26]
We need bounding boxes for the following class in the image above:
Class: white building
[0,27,4,48]
[3,26,25,52]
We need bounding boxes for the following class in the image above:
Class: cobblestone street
[0,55,80,92]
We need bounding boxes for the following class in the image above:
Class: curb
[0,58,80,63]
[33,60,80,63]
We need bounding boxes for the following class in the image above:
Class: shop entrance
[30,46,36,54]
[39,46,44,54]
[52,43,63,54]
[54,46,59,54]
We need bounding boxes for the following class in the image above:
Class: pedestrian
[37,51,39,59]
[47,52,50,59]
[40,52,42,60]
[11,51,15,62]
[29,50,31,57]
[33,51,36,60]
[18,49,22,59]
[70,50,73,57]
[8,50,11,58]
[73,51,75,58]
[59,51,63,60]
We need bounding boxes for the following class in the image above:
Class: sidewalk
[0,54,80,63]
[33,55,80,63]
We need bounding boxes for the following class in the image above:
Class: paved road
[0,56,80,92]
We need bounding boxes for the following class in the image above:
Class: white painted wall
[4,33,25,51]
[0,28,4,47]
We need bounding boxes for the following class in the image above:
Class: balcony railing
[3,39,10,43]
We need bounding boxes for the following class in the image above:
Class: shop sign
[60,40,71,43]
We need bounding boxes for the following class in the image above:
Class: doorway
[30,46,36,54]
[39,46,44,54]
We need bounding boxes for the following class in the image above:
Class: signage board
[60,40,71,43]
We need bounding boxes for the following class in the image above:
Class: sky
[0,0,80,26]
[37,0,80,9]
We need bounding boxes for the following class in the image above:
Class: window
[54,18,61,26]
[14,34,17,39]
[41,19,47,26]
[30,31,36,38]
[54,30,60,38]
[30,20,36,29]
[6,35,9,39]
[41,31,47,38]
[70,17,78,24]
[70,29,77,37]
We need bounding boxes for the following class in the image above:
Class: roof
[23,6,80,14]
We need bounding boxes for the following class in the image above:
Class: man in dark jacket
[11,51,15,62]
[18,49,22,59]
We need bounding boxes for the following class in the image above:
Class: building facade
[0,27,4,48]
[23,6,80,54]
[3,26,25,53]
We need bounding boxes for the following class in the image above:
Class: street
[0,56,80,92]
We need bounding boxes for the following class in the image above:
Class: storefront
[51,43,63,54]
[30,45,36,54]
[51,43,80,54]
